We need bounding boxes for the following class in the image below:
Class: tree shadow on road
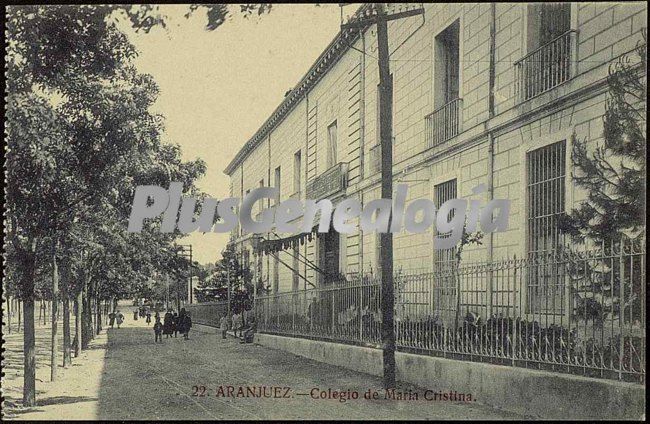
[97,326,160,420]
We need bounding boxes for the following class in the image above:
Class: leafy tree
[5,2,295,408]
[5,5,203,406]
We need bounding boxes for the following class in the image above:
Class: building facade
[224,2,646,301]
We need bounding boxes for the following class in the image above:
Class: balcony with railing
[425,97,463,148]
[306,162,348,200]
[515,30,578,101]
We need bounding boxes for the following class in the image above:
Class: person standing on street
[177,308,187,337]
[163,310,173,338]
[181,310,192,340]
[231,311,240,337]
[172,312,179,337]
[219,313,229,339]
[146,309,152,325]
[133,309,138,321]
[153,317,163,343]
[116,311,124,329]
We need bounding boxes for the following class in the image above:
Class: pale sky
[119,4,345,264]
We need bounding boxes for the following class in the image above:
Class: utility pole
[227,264,231,315]
[376,5,396,390]
[175,244,194,306]
[188,245,193,304]
[341,2,424,390]
[165,274,170,311]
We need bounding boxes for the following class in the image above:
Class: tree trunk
[18,299,22,333]
[21,242,37,407]
[6,295,10,334]
[50,245,59,382]
[63,294,71,367]
[23,297,36,406]
[95,294,102,335]
[81,286,92,349]
[74,291,82,357]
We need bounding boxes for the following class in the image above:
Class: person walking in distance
[219,313,229,340]
[145,309,152,325]
[116,311,124,329]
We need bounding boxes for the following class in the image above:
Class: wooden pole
[376,4,396,390]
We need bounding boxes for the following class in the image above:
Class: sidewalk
[3,320,108,420]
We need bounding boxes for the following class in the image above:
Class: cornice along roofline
[224,4,371,176]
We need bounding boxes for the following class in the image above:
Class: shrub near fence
[255,240,646,383]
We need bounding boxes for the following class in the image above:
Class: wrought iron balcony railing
[425,97,463,148]
[306,162,349,200]
[514,30,578,101]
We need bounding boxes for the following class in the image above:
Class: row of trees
[5,4,279,406]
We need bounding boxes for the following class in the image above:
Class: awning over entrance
[255,229,317,255]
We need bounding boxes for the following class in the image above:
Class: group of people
[219,310,256,344]
[134,306,154,324]
[152,308,192,343]
[108,311,125,329]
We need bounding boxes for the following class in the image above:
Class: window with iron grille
[434,179,457,270]
[526,140,566,314]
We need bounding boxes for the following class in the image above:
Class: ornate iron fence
[255,239,645,383]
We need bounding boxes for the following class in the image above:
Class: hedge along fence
[184,301,229,327]
[255,239,645,383]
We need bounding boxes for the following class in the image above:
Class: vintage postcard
[2,2,646,421]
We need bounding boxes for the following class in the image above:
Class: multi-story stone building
[224,2,646,303]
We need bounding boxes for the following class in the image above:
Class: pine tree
[560,31,646,245]
[559,31,646,335]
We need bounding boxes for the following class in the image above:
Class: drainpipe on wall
[305,95,309,290]
[359,32,366,277]
[486,2,497,319]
